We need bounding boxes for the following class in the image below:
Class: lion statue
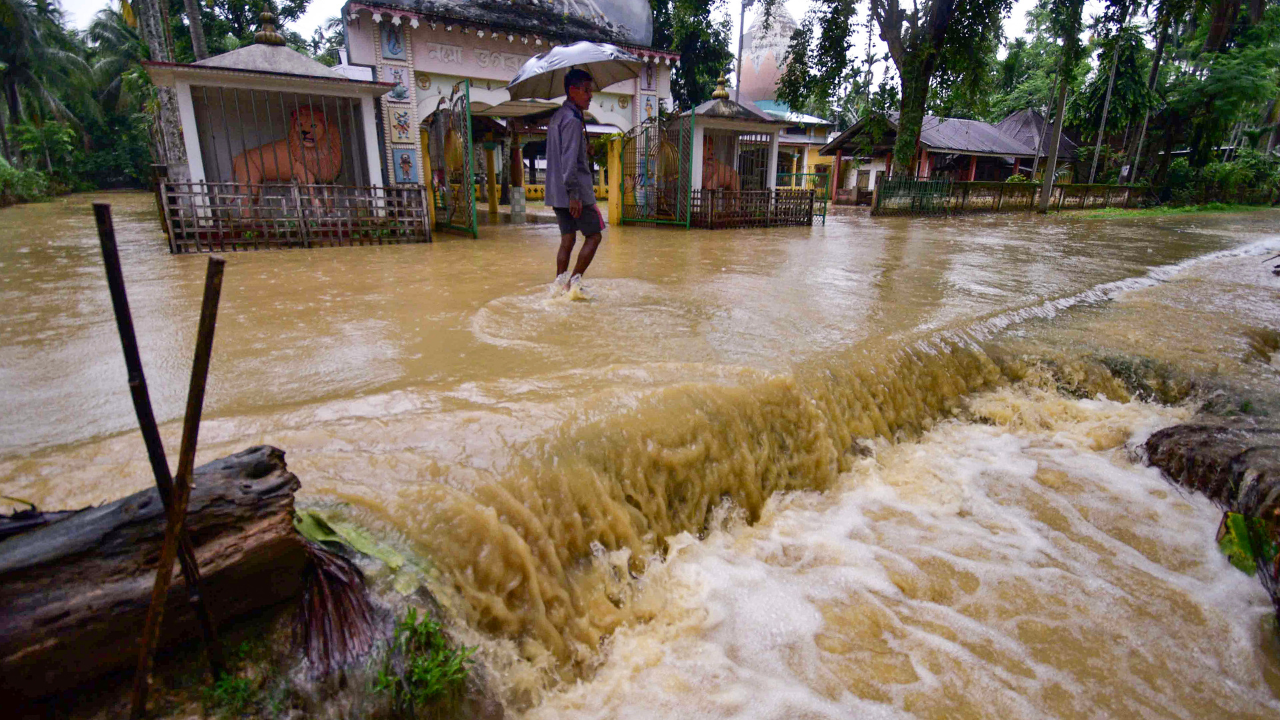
[702,156,740,191]
[232,107,343,204]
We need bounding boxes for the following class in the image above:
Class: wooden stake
[91,203,224,714]
[129,252,224,717]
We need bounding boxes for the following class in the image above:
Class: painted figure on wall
[382,23,406,60]
[642,63,656,92]
[232,107,343,202]
[392,108,413,142]
[394,148,419,183]
[642,95,656,122]
[385,66,410,101]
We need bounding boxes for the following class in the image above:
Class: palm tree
[88,6,148,114]
[0,0,93,165]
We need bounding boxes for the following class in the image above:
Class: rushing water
[3,193,1279,716]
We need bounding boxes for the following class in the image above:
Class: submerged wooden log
[0,445,308,701]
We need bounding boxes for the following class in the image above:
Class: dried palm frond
[297,541,380,676]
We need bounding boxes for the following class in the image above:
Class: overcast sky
[60,0,1095,73]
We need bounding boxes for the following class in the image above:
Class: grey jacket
[544,101,596,208]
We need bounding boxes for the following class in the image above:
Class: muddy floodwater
[3,192,1280,717]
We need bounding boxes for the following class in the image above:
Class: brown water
[3,193,1280,716]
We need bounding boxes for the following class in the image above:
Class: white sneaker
[567,274,591,300]
[550,272,570,295]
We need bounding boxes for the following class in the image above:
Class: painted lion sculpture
[232,107,343,203]
[702,156,740,191]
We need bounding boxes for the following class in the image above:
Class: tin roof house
[820,110,1079,204]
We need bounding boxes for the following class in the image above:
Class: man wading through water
[547,68,604,294]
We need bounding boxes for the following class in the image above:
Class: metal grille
[190,87,367,188]
[735,133,771,191]
[426,79,478,236]
[621,114,694,226]
[872,176,953,216]
[690,189,816,229]
[160,181,429,253]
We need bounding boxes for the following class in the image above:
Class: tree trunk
[0,105,11,167]
[1122,13,1170,183]
[0,446,310,702]
[1089,3,1130,184]
[894,56,936,176]
[4,81,22,168]
[1038,72,1071,212]
[1202,0,1241,54]
[182,0,209,60]
[133,0,187,173]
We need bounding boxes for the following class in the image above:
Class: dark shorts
[553,204,604,237]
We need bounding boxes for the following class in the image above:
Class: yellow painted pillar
[420,129,436,226]
[485,145,499,220]
[607,137,622,226]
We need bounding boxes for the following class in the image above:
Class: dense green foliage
[650,0,736,108]
[0,0,328,200]
[373,607,474,717]
[771,0,1280,200]
[0,155,49,203]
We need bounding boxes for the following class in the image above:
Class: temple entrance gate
[425,79,478,237]
[620,115,694,227]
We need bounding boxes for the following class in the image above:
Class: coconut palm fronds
[297,541,380,676]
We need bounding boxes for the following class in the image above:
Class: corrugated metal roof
[993,109,1077,160]
[820,111,1070,158]
[909,113,1037,156]
[752,99,834,126]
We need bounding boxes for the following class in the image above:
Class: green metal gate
[426,79,477,237]
[620,114,693,226]
[871,176,953,217]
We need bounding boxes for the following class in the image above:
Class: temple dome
[738,7,798,104]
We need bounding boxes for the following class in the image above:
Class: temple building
[338,0,678,234]
[734,7,835,187]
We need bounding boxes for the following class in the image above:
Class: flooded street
[3,192,1280,717]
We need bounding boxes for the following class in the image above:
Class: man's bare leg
[557,233,577,277]
[571,233,602,278]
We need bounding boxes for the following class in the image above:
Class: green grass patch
[202,674,257,717]
[1080,202,1276,219]
[374,607,474,717]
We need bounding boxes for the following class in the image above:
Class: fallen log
[1145,417,1280,619]
[0,445,309,701]
[1144,417,1280,522]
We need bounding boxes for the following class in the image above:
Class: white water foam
[524,390,1280,719]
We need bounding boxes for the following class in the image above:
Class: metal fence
[776,172,829,224]
[690,189,817,229]
[159,181,430,253]
[871,178,1146,216]
[871,177,953,216]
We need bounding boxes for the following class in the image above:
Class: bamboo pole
[93,204,224,683]
[129,251,225,718]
